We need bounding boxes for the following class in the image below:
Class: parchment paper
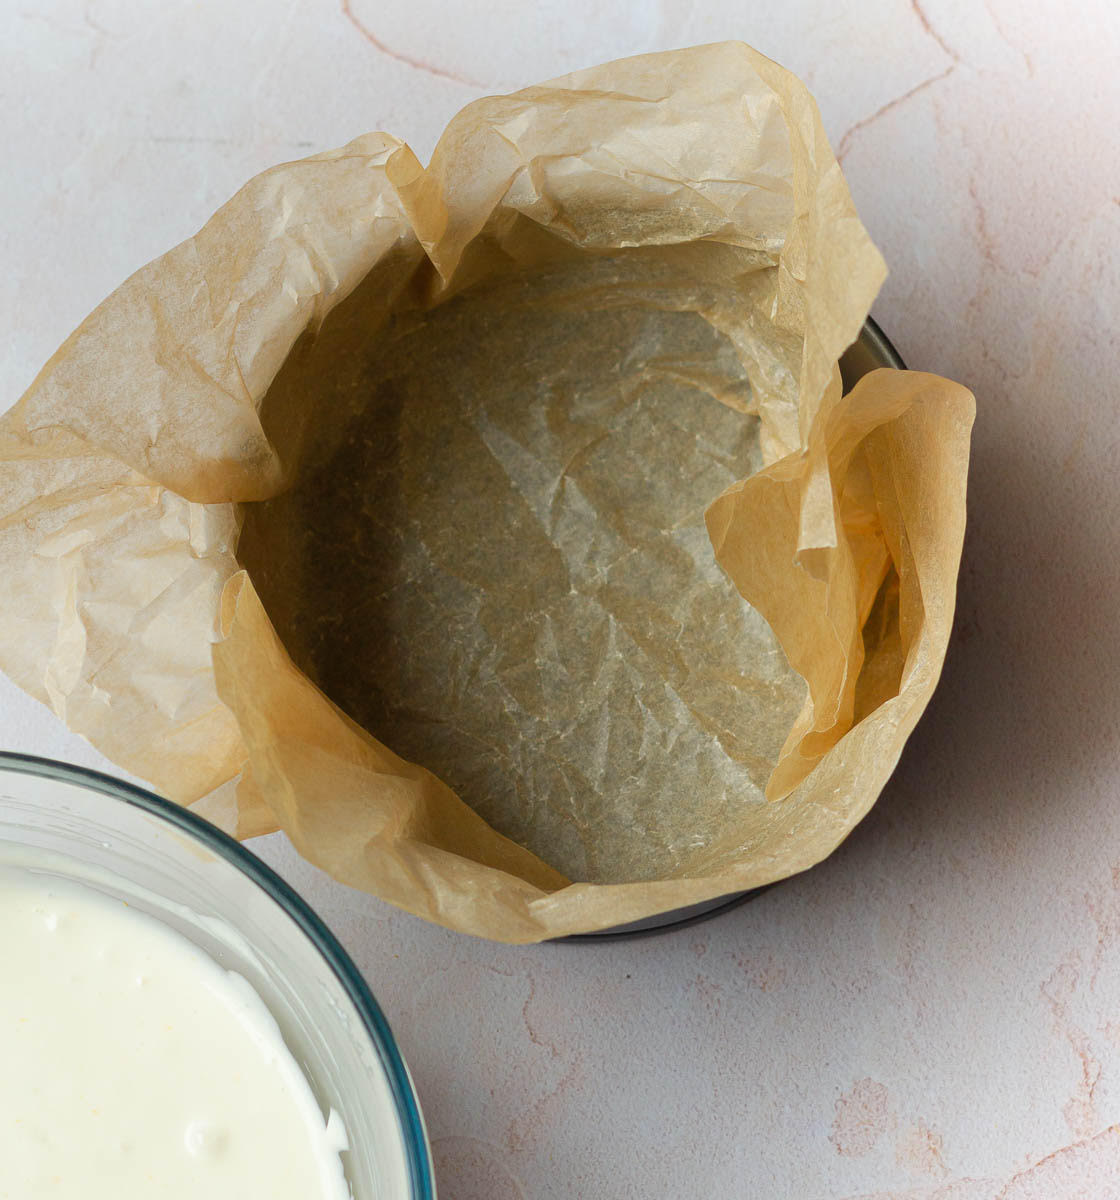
[0,42,974,940]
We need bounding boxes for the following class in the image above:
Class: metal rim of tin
[562,316,906,943]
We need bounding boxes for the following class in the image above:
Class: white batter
[0,864,350,1200]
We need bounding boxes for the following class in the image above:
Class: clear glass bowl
[0,751,434,1200]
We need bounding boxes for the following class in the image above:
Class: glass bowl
[0,751,434,1200]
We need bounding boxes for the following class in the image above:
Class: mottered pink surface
[3,3,1120,1196]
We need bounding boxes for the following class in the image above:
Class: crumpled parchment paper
[0,42,974,941]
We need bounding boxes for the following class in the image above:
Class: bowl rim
[0,749,435,1200]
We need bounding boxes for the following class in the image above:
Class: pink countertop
[4,3,1120,1196]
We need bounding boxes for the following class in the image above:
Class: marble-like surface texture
[4,3,1120,1196]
